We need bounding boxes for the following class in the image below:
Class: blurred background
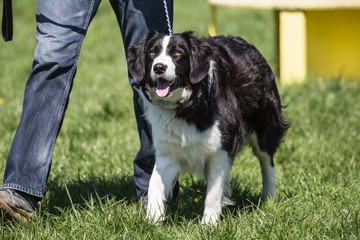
[0,1,359,238]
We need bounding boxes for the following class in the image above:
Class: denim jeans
[2,0,177,202]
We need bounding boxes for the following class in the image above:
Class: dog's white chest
[145,104,222,174]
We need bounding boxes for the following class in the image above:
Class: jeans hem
[1,183,44,199]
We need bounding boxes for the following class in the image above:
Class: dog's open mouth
[155,78,180,98]
[156,78,172,98]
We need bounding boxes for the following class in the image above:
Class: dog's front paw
[201,212,220,225]
[261,188,277,202]
[146,203,165,224]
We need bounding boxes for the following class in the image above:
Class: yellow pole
[279,11,307,84]
[209,6,217,36]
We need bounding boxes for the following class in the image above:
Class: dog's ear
[186,32,212,84]
[127,31,158,81]
[127,38,147,81]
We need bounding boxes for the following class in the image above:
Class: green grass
[1,0,360,239]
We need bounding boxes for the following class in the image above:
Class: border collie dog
[127,31,290,224]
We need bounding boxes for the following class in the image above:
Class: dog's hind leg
[202,150,231,224]
[147,156,179,223]
[249,133,277,201]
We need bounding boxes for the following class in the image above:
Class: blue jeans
[2,0,176,201]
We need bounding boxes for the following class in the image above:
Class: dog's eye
[174,51,182,56]
[149,51,155,56]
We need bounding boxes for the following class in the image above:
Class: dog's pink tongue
[156,80,171,98]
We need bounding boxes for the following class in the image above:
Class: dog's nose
[153,63,167,74]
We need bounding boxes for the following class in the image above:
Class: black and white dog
[127,31,290,224]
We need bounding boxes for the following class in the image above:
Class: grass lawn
[1,0,359,239]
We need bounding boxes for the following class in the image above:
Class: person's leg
[109,0,178,203]
[1,0,101,201]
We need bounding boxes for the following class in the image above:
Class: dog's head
[127,31,212,108]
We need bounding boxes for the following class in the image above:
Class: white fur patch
[151,35,176,81]
[202,149,231,224]
[249,133,277,200]
[146,104,222,176]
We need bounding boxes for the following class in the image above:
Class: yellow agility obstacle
[209,0,360,83]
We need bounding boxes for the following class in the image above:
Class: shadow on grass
[43,174,138,215]
[42,174,262,223]
[169,176,262,223]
